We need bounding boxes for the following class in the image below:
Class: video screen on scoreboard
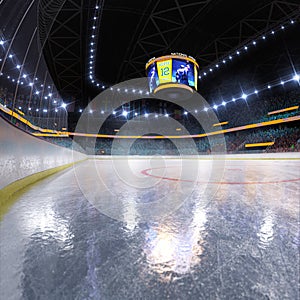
[147,63,159,93]
[148,58,197,92]
[172,59,195,87]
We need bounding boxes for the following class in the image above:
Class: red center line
[141,167,300,185]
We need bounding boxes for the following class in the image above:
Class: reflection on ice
[25,197,74,249]
[257,210,276,249]
[143,201,207,280]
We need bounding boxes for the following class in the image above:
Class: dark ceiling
[39,0,300,106]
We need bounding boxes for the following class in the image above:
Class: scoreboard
[145,53,199,98]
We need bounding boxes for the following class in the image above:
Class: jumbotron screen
[146,54,199,93]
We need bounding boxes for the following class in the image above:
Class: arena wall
[0,116,86,190]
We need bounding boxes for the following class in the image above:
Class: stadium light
[195,109,198,113]
[280,81,285,85]
[155,114,158,118]
[252,41,256,45]
[203,107,208,112]
[112,111,116,115]
[268,85,271,89]
[184,111,188,115]
[232,97,236,102]
[79,109,83,113]
[293,74,299,81]
[165,113,169,117]
[254,90,258,94]
[9,54,13,58]
[213,105,218,109]
[134,112,138,116]
[101,110,104,114]
[61,103,67,109]
[145,113,149,117]
[89,109,93,114]
[55,109,58,112]
[0,40,4,45]
[241,93,247,100]
[122,111,128,117]
[16,65,21,69]
[222,101,226,106]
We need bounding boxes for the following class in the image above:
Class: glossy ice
[0,158,299,299]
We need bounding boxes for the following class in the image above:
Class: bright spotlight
[232,97,236,102]
[134,112,138,116]
[184,111,188,115]
[145,113,149,117]
[268,85,271,89]
[122,111,128,117]
[281,81,285,85]
[254,90,258,94]
[203,107,208,112]
[0,40,4,45]
[165,113,169,117]
[222,101,226,106]
[242,93,247,100]
[61,103,67,108]
[293,74,299,81]
[89,109,93,114]
[213,105,218,109]
[112,111,116,115]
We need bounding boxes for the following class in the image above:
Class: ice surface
[0,156,299,299]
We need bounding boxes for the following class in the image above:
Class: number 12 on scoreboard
[157,59,172,83]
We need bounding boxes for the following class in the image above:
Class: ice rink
[0,156,299,299]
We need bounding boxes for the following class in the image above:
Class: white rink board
[0,117,86,189]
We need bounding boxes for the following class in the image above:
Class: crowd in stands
[72,125,298,155]
[1,81,299,154]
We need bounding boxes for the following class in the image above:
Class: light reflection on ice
[143,202,207,280]
[257,210,276,249]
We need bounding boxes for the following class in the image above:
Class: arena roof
[1,0,300,107]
